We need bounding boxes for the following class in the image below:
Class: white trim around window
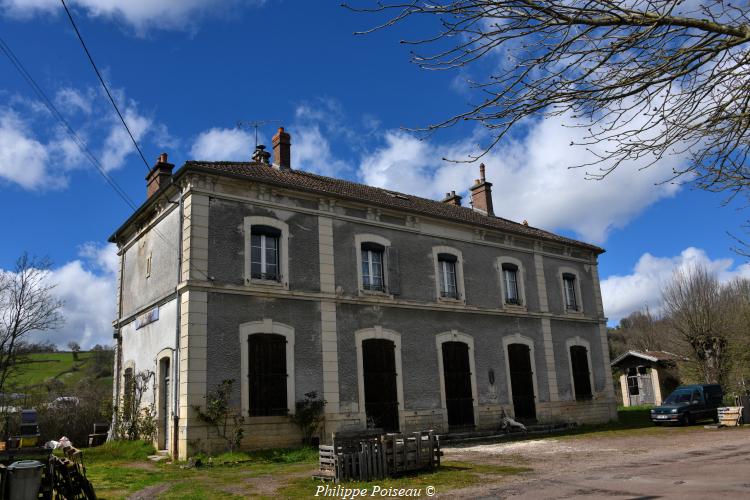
[354,326,405,430]
[558,266,583,314]
[565,336,595,401]
[501,334,539,412]
[239,319,295,418]
[496,256,527,310]
[243,216,289,289]
[435,330,478,429]
[432,246,466,303]
[354,234,391,295]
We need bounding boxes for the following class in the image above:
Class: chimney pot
[273,126,291,170]
[146,152,174,199]
[469,163,494,216]
[442,190,463,206]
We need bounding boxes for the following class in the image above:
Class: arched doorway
[158,357,170,451]
[362,338,399,431]
[507,343,537,422]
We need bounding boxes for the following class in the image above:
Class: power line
[1,35,214,282]
[0,36,138,211]
[60,0,151,172]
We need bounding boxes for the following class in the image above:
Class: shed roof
[610,350,686,367]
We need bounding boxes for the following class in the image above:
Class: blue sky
[1,0,749,347]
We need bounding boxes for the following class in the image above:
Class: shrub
[291,391,326,445]
[192,379,245,453]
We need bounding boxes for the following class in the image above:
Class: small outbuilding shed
[610,351,683,407]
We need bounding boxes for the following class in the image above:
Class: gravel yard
[439,425,750,499]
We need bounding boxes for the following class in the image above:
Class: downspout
[172,186,184,458]
[112,245,125,440]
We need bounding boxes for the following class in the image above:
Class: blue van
[650,384,723,425]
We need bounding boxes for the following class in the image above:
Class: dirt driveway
[440,426,750,499]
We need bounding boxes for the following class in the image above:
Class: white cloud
[601,247,750,324]
[100,105,152,171]
[190,127,255,161]
[293,124,348,177]
[0,110,62,190]
[1,0,262,33]
[2,243,118,349]
[0,87,169,189]
[358,111,684,244]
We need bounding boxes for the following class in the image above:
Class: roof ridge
[182,161,603,253]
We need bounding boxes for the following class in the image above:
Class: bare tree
[349,1,750,195]
[0,254,63,398]
[662,265,730,385]
[616,307,673,352]
[68,341,81,361]
[721,277,750,394]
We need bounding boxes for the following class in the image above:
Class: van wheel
[713,414,719,424]
[686,413,695,426]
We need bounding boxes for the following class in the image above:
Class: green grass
[6,351,112,396]
[277,461,530,499]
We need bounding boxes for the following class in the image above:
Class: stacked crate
[717,406,744,427]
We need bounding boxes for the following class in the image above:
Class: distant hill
[6,351,113,397]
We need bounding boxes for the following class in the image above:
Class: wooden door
[508,343,536,422]
[362,339,399,432]
[442,342,475,430]
[248,334,288,416]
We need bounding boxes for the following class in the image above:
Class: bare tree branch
[347,0,750,194]
[0,253,64,399]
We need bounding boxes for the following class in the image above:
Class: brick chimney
[442,191,462,206]
[146,152,174,198]
[272,127,291,170]
[470,163,494,216]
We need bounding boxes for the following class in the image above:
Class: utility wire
[1,35,214,282]
[0,36,138,211]
[60,0,151,173]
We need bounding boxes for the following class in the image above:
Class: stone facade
[111,162,618,460]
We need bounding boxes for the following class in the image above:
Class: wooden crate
[718,406,744,427]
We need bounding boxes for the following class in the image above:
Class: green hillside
[6,351,113,395]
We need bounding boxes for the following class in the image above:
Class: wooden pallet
[317,430,442,482]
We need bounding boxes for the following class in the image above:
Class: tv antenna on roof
[237,119,281,148]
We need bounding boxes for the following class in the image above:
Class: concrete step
[438,422,576,445]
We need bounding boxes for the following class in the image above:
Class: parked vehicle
[650,384,723,425]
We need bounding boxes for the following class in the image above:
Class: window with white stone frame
[355,234,394,295]
[497,256,526,308]
[432,247,465,303]
[243,216,289,288]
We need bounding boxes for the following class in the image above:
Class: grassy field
[6,351,112,395]
[82,441,529,499]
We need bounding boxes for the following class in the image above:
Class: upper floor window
[563,273,578,311]
[432,246,465,303]
[502,263,520,305]
[250,226,281,281]
[244,216,289,288]
[361,242,385,292]
[437,253,458,299]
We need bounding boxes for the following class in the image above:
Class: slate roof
[182,161,604,254]
[610,350,686,366]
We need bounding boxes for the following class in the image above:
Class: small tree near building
[0,253,63,400]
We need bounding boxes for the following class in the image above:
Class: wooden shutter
[387,247,400,295]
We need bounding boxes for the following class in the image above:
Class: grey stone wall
[205,293,323,406]
[331,219,541,311]
[543,256,597,316]
[551,319,606,400]
[335,303,549,410]
[207,198,320,292]
[121,208,179,318]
